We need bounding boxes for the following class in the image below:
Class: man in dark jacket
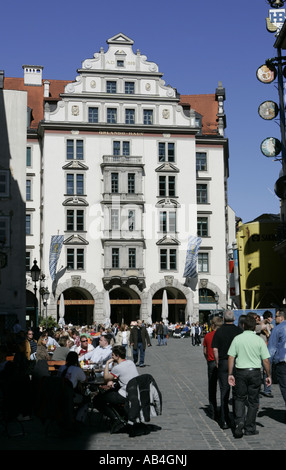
[211,309,242,429]
[130,320,151,367]
[156,321,164,346]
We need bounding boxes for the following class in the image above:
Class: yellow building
[237,214,286,309]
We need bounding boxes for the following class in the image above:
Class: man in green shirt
[228,313,271,438]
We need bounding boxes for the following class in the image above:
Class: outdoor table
[47,360,66,373]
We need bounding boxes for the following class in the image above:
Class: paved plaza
[1,335,286,452]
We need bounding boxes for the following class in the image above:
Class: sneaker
[261,391,273,397]
[244,430,259,436]
[234,422,244,439]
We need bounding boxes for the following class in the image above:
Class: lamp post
[42,287,50,330]
[30,259,40,327]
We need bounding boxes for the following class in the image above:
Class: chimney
[22,65,43,86]
[44,80,50,97]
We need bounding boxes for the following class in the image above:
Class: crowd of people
[202,308,286,439]
[0,319,163,436]
[2,309,284,440]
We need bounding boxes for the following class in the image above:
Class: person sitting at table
[51,336,70,361]
[25,328,38,360]
[36,333,50,362]
[57,351,88,423]
[92,325,106,348]
[93,345,139,434]
[80,333,113,366]
[46,328,60,350]
[74,335,94,357]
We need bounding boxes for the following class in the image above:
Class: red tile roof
[179,94,218,135]
[4,77,219,134]
[3,77,70,128]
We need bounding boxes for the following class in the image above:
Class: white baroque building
[4,33,232,328]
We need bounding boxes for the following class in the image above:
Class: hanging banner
[183,235,202,279]
[49,235,64,281]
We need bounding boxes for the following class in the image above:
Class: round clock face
[256,64,277,84]
[258,101,279,120]
[261,137,281,157]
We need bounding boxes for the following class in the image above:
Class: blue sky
[2,0,284,222]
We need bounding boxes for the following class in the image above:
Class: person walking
[228,313,271,438]
[203,316,223,420]
[115,324,131,358]
[130,320,151,367]
[194,322,202,346]
[162,322,169,345]
[211,310,242,429]
[267,308,286,418]
[191,323,196,346]
[156,321,164,346]
[260,310,274,398]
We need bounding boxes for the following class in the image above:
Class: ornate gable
[107,33,134,46]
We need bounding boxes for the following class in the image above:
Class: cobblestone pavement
[1,336,286,452]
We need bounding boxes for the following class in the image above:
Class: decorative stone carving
[83,60,92,69]
[162,109,170,119]
[72,105,79,116]
[164,275,174,286]
[166,88,175,97]
[200,279,208,288]
[71,275,81,287]
[66,83,75,93]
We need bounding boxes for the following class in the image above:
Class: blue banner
[183,235,202,278]
[49,235,64,281]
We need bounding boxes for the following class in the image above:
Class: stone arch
[48,276,99,325]
[198,280,225,309]
[144,278,194,324]
[108,284,143,325]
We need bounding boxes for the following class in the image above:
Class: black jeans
[93,390,126,421]
[207,360,218,416]
[276,362,286,406]
[234,368,261,433]
[218,359,232,424]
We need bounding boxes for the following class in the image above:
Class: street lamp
[42,287,50,330]
[30,259,40,327]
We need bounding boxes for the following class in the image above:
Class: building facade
[4,33,232,327]
[237,213,286,309]
[0,76,27,331]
